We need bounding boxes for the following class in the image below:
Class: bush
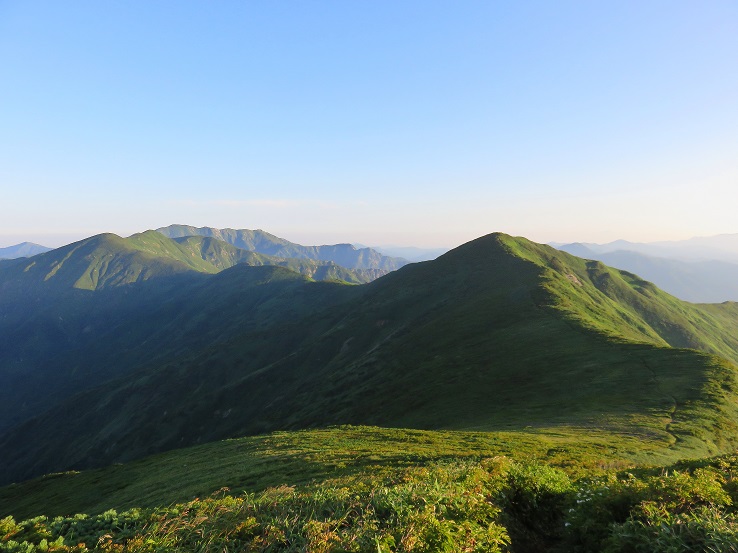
[496,462,573,552]
[606,506,738,553]
[563,467,735,552]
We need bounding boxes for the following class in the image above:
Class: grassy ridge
[497,234,738,362]
[0,425,672,520]
[4,234,738,486]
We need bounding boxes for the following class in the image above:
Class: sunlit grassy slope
[5,430,738,553]
[0,230,370,294]
[3,233,738,489]
[0,425,677,520]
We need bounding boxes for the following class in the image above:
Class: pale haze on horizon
[1,1,736,250]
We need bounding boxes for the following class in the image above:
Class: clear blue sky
[1,1,737,248]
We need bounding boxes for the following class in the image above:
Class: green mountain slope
[172,235,373,284]
[0,232,372,434]
[0,232,199,294]
[3,233,738,487]
[0,262,358,435]
[4,427,738,553]
[158,224,408,272]
[0,230,369,296]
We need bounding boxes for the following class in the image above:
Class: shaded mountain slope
[158,224,407,272]
[3,234,738,485]
[0,263,359,435]
[0,232,371,434]
[0,230,370,378]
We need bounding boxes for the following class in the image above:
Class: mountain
[3,233,738,485]
[559,233,738,264]
[648,233,738,262]
[0,230,371,294]
[557,243,738,302]
[0,232,207,296]
[158,224,408,272]
[0,242,51,259]
[0,230,377,435]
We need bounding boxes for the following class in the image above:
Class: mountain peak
[0,242,53,260]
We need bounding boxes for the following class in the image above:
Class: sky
[1,1,737,249]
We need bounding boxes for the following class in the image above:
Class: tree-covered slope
[3,233,738,486]
[158,224,408,272]
[0,262,359,435]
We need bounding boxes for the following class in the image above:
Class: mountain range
[7,229,738,302]
[157,224,407,272]
[556,234,738,303]
[0,230,382,293]
[0,228,407,436]
[558,233,738,263]
[0,242,51,259]
[2,230,738,487]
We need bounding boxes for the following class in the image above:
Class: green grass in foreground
[0,425,707,521]
[3,445,738,552]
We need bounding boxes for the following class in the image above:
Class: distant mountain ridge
[557,244,738,303]
[157,224,408,272]
[556,234,738,302]
[0,230,372,296]
[0,242,51,259]
[560,233,738,263]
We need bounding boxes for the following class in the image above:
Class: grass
[3,436,738,552]
[0,424,722,521]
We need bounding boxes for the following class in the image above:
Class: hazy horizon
[2,2,736,250]
[3,225,738,252]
